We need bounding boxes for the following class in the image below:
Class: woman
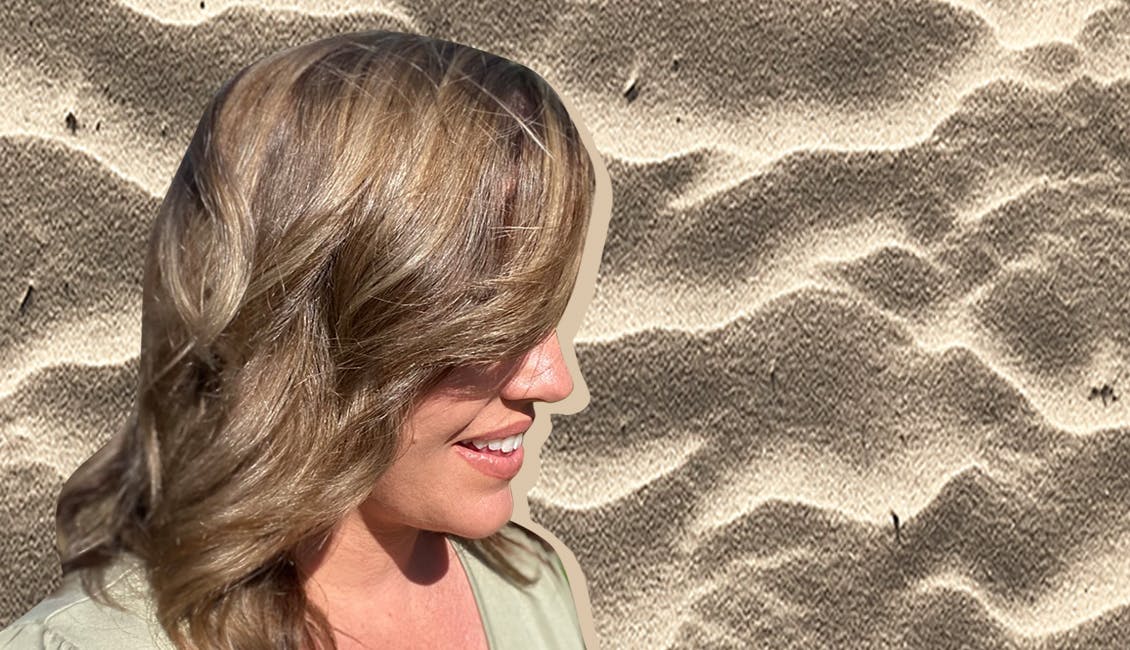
[0,29,598,649]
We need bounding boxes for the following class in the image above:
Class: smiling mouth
[456,433,524,454]
[454,438,525,480]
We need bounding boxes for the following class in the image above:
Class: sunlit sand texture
[5,1,1130,648]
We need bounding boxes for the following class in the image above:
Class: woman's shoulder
[450,521,587,649]
[0,555,174,649]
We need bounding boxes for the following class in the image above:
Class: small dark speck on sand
[623,77,640,103]
[65,111,78,133]
[19,284,34,316]
[1089,382,1119,406]
[891,510,901,545]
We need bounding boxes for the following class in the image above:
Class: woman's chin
[448,489,513,539]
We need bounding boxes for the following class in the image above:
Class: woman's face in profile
[361,330,575,538]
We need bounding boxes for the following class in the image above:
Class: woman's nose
[502,330,574,403]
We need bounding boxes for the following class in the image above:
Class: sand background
[6,1,1130,648]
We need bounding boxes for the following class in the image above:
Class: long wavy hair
[53,30,595,650]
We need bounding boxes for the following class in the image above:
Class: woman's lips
[453,443,525,480]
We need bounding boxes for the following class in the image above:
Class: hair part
[54,30,595,650]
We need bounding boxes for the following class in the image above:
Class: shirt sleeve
[0,621,79,650]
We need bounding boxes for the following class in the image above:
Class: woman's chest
[333,567,489,649]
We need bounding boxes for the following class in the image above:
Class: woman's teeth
[465,433,524,453]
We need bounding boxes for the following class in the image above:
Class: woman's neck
[293,511,489,649]
[295,509,453,612]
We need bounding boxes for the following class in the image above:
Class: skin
[296,330,575,647]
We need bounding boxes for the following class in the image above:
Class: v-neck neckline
[448,535,493,650]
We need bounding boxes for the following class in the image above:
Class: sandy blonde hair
[54,30,595,649]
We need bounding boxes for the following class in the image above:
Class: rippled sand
[5,1,1130,648]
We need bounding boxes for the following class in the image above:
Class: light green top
[0,524,586,649]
